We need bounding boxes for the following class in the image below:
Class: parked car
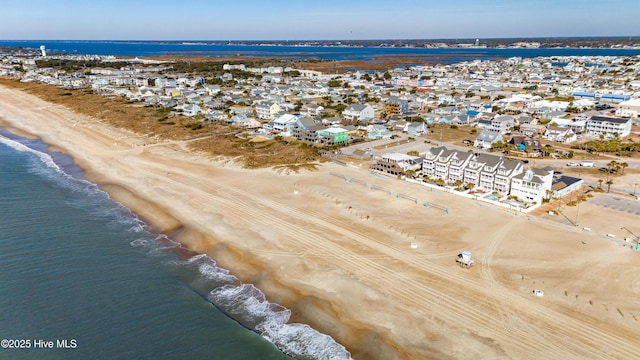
[532,289,544,297]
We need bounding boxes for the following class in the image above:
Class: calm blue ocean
[0,130,349,360]
[1,40,639,62]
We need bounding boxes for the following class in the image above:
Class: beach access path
[1,84,639,359]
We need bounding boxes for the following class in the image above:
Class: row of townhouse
[372,148,567,205]
[422,146,526,195]
[374,146,555,203]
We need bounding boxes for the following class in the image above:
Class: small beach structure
[456,251,474,268]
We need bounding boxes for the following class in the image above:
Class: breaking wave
[0,134,145,232]
[210,284,352,360]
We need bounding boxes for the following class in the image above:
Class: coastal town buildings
[3,52,639,205]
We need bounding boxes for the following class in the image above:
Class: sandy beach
[1,84,640,359]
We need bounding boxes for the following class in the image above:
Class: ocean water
[0,130,350,360]
[1,40,639,62]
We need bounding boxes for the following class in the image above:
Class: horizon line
[1,35,640,43]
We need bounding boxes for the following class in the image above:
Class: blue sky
[1,0,639,40]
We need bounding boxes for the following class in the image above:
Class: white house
[182,104,202,117]
[543,126,577,143]
[474,130,502,149]
[342,104,375,122]
[423,146,524,194]
[270,114,299,136]
[490,115,515,134]
[510,168,554,205]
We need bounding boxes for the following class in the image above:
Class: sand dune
[1,85,639,359]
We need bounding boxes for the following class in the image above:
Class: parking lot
[588,193,640,215]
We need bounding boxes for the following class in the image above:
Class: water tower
[40,45,46,57]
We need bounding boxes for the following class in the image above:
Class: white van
[580,161,594,167]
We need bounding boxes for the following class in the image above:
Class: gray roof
[346,104,368,112]
[476,130,502,142]
[589,115,631,124]
[296,116,317,128]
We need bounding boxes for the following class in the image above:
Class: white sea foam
[187,254,237,285]
[130,238,149,247]
[0,134,146,233]
[264,323,352,360]
[0,135,67,176]
[210,284,352,360]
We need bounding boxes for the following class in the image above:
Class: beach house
[270,114,299,136]
[422,146,524,194]
[473,130,502,149]
[343,104,375,122]
[317,127,348,146]
[371,153,423,176]
[510,168,554,204]
[255,101,281,120]
[291,117,324,143]
[463,153,524,194]
[543,126,577,143]
[385,96,409,116]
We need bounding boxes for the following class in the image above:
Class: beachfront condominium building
[585,115,632,138]
[422,146,474,183]
[423,146,524,195]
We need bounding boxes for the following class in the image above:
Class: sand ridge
[1,84,639,359]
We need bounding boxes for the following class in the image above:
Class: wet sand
[1,84,640,359]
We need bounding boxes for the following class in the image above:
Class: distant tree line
[35,59,131,72]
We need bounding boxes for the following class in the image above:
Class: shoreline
[1,84,640,359]
[0,86,380,358]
